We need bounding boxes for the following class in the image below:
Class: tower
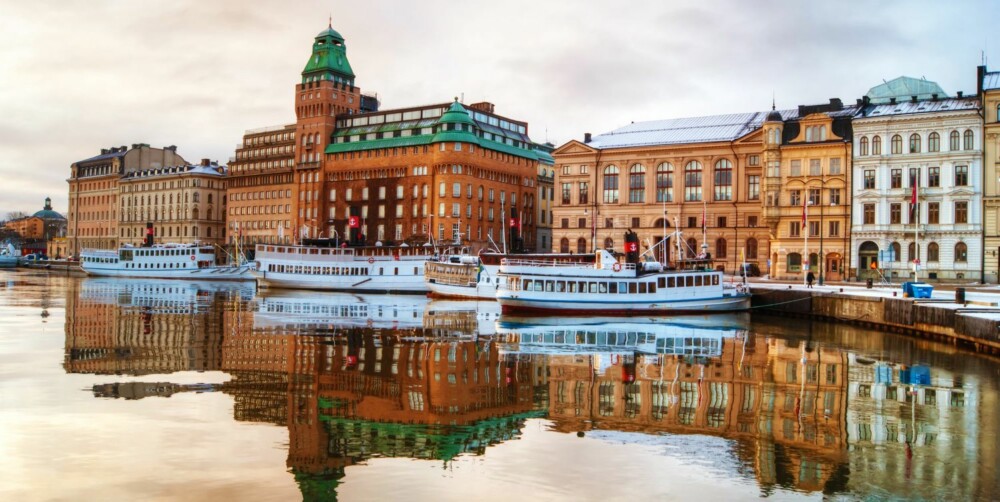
[293,22,363,239]
[761,104,784,272]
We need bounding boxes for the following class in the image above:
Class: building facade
[761,100,855,282]
[4,197,67,257]
[227,124,296,246]
[118,160,228,248]
[551,113,768,274]
[851,85,982,281]
[67,144,187,256]
[978,66,1000,282]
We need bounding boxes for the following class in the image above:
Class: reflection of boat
[496,230,751,315]
[253,242,435,293]
[80,277,255,309]
[496,313,748,357]
[81,243,253,280]
[253,290,430,330]
[425,252,594,300]
[424,299,502,336]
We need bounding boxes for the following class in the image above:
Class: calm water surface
[1,271,998,501]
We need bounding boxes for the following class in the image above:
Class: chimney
[201,158,210,166]
[828,98,843,109]
[856,98,863,106]
[144,222,154,247]
[100,148,109,155]
[166,145,177,151]
[584,133,592,143]
[889,97,897,105]
[978,65,987,95]
[932,93,939,101]
[957,91,964,98]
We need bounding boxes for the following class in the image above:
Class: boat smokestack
[145,222,154,247]
[624,230,640,264]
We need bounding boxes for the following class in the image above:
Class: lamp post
[818,195,825,285]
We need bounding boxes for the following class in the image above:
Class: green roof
[302,24,355,82]
[437,100,476,127]
[325,135,434,154]
[866,76,947,104]
[431,130,480,144]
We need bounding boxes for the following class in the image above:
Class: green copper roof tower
[302,21,355,85]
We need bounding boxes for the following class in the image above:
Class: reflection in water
[61,279,999,500]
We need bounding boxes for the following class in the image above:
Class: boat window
[598,282,607,293]
[556,281,566,292]
[686,276,693,287]
[697,276,704,287]
[589,282,598,293]
[394,267,399,276]
[667,277,675,288]
[638,283,647,294]
[545,281,554,292]
[608,282,617,294]
[379,267,383,275]
[649,282,656,294]
[568,282,576,293]
[267,246,275,252]
[713,275,719,285]
[658,277,666,289]
[629,282,638,294]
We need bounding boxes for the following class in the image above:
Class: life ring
[190,255,196,261]
[393,253,400,261]
[368,257,375,264]
[612,262,622,272]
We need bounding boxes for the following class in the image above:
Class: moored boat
[424,251,595,299]
[80,243,253,280]
[0,243,18,269]
[252,240,436,293]
[496,230,751,315]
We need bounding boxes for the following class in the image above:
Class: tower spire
[329,14,332,29]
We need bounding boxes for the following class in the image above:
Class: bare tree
[5,211,28,221]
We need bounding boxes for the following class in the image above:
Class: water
[1,271,998,501]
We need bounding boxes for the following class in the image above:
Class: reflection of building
[543,335,850,493]
[851,78,982,281]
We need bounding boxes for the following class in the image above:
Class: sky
[1,0,997,217]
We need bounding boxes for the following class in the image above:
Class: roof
[588,111,774,149]
[31,209,64,220]
[75,149,127,164]
[983,71,1000,91]
[858,97,980,119]
[866,76,947,103]
[302,24,354,80]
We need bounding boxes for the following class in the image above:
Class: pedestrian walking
[806,271,815,288]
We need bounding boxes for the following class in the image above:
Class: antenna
[328,14,332,28]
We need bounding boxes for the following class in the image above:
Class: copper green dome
[437,99,476,127]
[32,197,65,220]
[302,23,355,83]
[315,25,344,42]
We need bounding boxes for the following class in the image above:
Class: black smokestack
[145,222,154,247]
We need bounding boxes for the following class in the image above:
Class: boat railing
[502,258,634,270]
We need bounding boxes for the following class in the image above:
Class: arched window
[891,134,902,154]
[819,126,827,141]
[908,242,919,263]
[909,133,921,153]
[602,165,620,203]
[928,132,940,152]
[745,237,758,260]
[686,238,698,256]
[684,161,702,202]
[560,238,570,253]
[787,252,802,272]
[715,238,727,259]
[955,242,968,262]
[714,159,732,201]
[628,164,646,203]
[192,207,199,220]
[656,162,673,202]
[806,127,813,142]
[950,130,960,151]
[891,242,901,262]
[928,242,939,262]
[872,135,882,155]
[604,237,614,250]
[964,129,974,150]
[577,237,587,253]
[478,185,484,201]
[859,136,869,156]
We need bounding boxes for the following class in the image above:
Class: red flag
[802,193,807,226]
[909,175,918,221]
[911,178,917,205]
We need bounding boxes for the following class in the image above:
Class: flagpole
[803,194,808,286]
[913,168,919,282]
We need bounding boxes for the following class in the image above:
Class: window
[891,169,902,189]
[715,238,727,258]
[452,182,461,197]
[863,170,875,189]
[578,218,586,228]
[890,203,901,224]
[909,133,921,153]
[928,202,939,224]
[684,161,702,201]
[562,165,572,175]
[828,221,840,236]
[748,155,760,166]
[561,183,572,204]
[577,238,587,253]
[790,190,801,206]
[602,165,620,203]
[790,160,801,177]
[748,175,760,200]
[928,132,940,152]
[891,134,902,154]
[891,242,901,262]
[863,204,875,224]
[560,238,570,253]
[717,216,726,228]
[578,182,589,204]
[928,242,939,262]
[808,188,820,205]
[748,215,758,227]
[829,188,840,206]
[909,242,918,263]
[964,130,974,150]
[789,221,800,237]
[787,253,802,272]
[928,167,940,187]
[629,164,646,203]
[859,136,869,156]
[714,159,732,201]
[872,135,882,155]
[809,221,820,237]
[829,158,841,175]
[950,130,960,151]
[955,242,968,262]
[767,161,780,178]
[909,167,919,188]
[955,201,968,224]
[955,165,968,186]
[746,237,758,259]
[656,162,673,202]
[809,159,822,176]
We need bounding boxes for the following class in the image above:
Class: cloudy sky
[1,0,997,216]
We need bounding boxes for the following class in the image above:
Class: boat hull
[497,292,751,315]
[255,271,428,294]
[426,281,497,300]
[81,266,254,281]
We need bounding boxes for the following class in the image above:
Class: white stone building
[851,82,982,282]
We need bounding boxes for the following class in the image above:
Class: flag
[802,192,807,226]
[909,177,918,222]
[702,199,707,232]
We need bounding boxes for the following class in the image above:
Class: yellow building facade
[979,66,1000,282]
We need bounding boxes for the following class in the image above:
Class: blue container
[901,282,913,297]
[910,283,933,299]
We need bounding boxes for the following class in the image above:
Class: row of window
[788,221,842,238]
[267,264,418,276]
[861,201,970,225]
[508,273,720,295]
[557,237,761,261]
[874,241,969,263]
[861,166,969,189]
[858,130,975,156]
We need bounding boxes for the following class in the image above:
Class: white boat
[424,251,596,299]
[80,244,254,280]
[252,242,436,293]
[496,230,751,315]
[495,313,749,357]
[0,243,18,268]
